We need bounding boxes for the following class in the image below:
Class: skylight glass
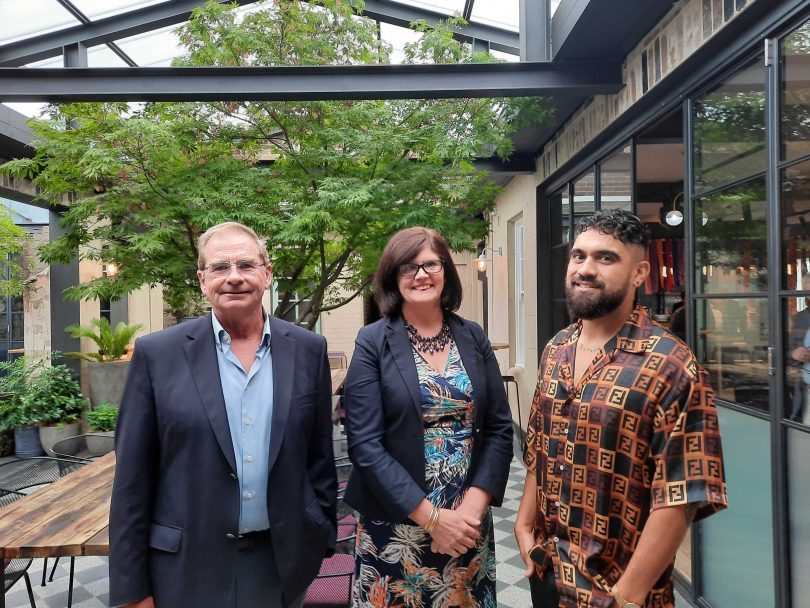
[2,103,48,119]
[69,0,171,21]
[0,0,80,45]
[469,0,519,32]
[379,22,422,64]
[387,0,465,17]
[114,23,184,67]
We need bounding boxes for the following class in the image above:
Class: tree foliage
[0,212,27,298]
[0,0,551,325]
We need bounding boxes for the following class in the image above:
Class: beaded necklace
[405,319,452,355]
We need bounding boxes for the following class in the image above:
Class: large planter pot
[88,360,131,408]
[0,429,13,457]
[14,426,44,457]
[87,431,115,456]
[39,422,81,456]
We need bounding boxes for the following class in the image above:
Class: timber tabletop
[0,451,115,559]
[331,368,348,395]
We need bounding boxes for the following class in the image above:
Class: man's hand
[122,597,155,608]
[514,522,536,578]
[428,508,480,557]
[793,346,810,363]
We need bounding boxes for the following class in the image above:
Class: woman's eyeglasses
[398,259,445,277]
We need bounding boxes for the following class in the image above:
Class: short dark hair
[574,209,651,249]
[374,227,463,316]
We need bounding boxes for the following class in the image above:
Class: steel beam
[0,62,622,102]
[0,0,520,67]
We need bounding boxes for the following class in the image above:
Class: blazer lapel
[267,317,294,473]
[450,316,484,413]
[385,315,423,419]
[183,314,237,473]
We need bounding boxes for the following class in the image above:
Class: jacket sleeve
[307,335,338,554]
[108,339,158,606]
[344,328,426,521]
[468,323,514,507]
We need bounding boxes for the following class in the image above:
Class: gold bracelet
[424,505,440,534]
[610,586,643,608]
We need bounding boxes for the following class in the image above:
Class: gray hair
[197,222,268,269]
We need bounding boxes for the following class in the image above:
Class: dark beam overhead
[0,62,622,102]
[0,0,520,67]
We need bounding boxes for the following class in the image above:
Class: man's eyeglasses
[204,260,265,278]
[398,259,445,277]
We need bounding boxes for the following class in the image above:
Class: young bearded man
[515,210,728,608]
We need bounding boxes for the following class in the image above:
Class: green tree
[0,212,27,298]
[0,0,550,326]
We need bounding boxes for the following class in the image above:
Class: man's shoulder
[271,316,325,347]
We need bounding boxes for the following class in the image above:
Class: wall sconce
[476,246,502,272]
[663,192,685,226]
[103,261,119,277]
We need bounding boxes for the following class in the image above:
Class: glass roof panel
[3,102,48,118]
[87,45,130,67]
[114,23,184,67]
[69,0,171,21]
[0,0,81,45]
[379,22,422,64]
[387,0,465,17]
[469,0,519,32]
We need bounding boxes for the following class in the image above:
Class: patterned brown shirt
[524,305,727,608]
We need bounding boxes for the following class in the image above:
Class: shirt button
[243,418,253,426]
[559,464,564,471]
[554,501,560,507]
[563,428,569,434]
[554,536,560,543]
[245,455,254,463]
[244,491,254,499]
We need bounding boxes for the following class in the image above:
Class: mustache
[571,277,604,289]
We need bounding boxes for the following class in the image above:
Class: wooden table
[331,368,348,395]
[490,342,509,351]
[0,452,115,608]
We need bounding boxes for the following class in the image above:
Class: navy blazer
[109,314,337,608]
[343,313,513,522]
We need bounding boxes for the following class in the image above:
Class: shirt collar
[564,304,653,355]
[212,309,272,352]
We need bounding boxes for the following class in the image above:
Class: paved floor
[4,456,686,607]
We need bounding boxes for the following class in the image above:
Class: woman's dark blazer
[343,312,514,522]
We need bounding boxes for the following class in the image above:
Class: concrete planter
[14,426,44,457]
[88,360,130,408]
[39,422,81,456]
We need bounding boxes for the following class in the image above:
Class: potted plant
[85,402,119,456]
[24,364,87,456]
[0,357,44,457]
[66,318,143,407]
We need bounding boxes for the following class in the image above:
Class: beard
[566,279,629,320]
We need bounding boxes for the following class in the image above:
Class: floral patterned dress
[352,341,497,608]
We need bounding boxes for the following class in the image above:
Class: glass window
[0,0,79,45]
[470,0,519,32]
[513,219,525,367]
[573,170,595,227]
[700,407,774,607]
[693,59,765,194]
[785,296,810,424]
[695,297,768,410]
[548,186,570,245]
[781,18,810,161]
[599,143,633,212]
[694,177,767,294]
[788,428,810,606]
[69,0,170,21]
[782,159,810,291]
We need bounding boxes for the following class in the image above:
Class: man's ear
[633,260,651,288]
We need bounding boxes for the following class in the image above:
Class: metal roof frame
[0,0,520,67]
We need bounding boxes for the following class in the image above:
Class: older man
[515,210,727,608]
[110,222,337,608]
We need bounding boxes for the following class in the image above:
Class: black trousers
[529,569,560,608]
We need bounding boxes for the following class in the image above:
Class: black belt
[235,529,272,551]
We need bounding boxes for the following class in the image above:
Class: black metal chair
[0,457,87,604]
[304,465,357,608]
[1,488,37,608]
[50,433,115,462]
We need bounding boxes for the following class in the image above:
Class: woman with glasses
[343,227,513,607]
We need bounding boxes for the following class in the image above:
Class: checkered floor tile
[3,455,687,607]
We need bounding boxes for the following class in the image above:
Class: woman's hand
[429,508,481,557]
[514,521,537,578]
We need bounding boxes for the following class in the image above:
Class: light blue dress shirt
[212,312,274,534]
